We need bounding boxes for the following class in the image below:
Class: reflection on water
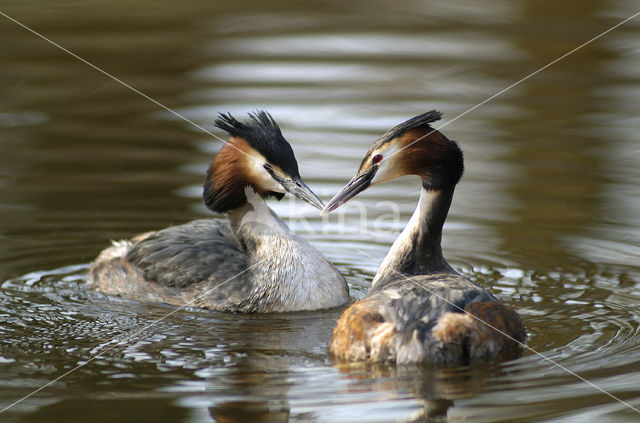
[1,0,640,421]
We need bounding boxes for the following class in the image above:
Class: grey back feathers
[125,220,247,290]
[370,274,496,332]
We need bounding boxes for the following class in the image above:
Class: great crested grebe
[90,111,349,312]
[322,111,525,364]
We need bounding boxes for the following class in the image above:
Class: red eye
[372,154,383,164]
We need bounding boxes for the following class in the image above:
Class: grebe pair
[90,110,524,363]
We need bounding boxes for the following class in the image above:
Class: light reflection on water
[1,0,640,422]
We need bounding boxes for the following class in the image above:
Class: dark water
[1,0,640,421]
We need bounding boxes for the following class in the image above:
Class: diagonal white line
[0,257,266,414]
[3,4,640,416]
[0,10,269,168]
[0,9,329,207]
[358,10,640,175]
[3,8,639,177]
[354,248,640,415]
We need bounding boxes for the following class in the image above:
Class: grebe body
[322,111,525,364]
[90,111,349,312]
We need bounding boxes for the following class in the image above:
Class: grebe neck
[371,184,457,290]
[227,189,291,248]
[226,187,348,311]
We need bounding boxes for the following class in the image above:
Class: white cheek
[247,158,285,193]
[370,144,404,186]
[263,170,286,193]
[371,159,403,185]
[371,160,390,185]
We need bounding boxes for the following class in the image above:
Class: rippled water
[2,0,640,421]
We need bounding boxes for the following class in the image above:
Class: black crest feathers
[214,111,300,178]
[379,110,442,146]
[203,111,298,213]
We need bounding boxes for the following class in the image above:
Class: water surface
[1,0,640,421]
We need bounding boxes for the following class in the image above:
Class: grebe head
[322,110,464,215]
[204,111,324,213]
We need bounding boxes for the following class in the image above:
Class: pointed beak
[321,167,376,216]
[279,177,325,210]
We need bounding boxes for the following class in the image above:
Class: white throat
[371,187,455,289]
